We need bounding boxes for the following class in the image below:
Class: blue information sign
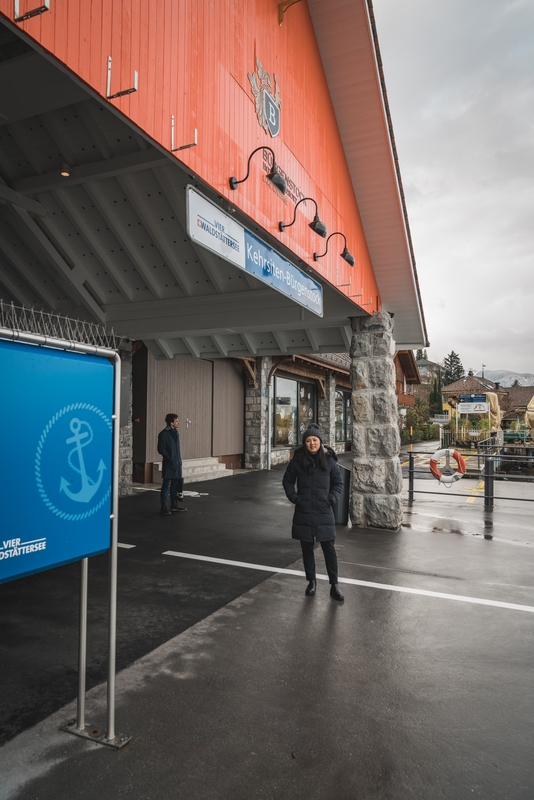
[0,340,114,583]
[244,231,323,316]
[459,393,487,402]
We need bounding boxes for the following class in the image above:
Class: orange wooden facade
[1,0,380,311]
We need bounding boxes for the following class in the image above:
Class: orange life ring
[429,448,466,485]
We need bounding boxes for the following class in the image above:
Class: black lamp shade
[342,247,355,267]
[268,168,287,194]
[310,215,327,238]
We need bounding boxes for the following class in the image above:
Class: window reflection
[274,377,315,447]
[335,389,352,442]
[275,378,297,446]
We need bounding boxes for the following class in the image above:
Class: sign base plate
[61,719,131,749]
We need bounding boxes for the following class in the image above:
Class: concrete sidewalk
[1,467,534,799]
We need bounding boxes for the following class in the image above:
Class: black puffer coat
[282,448,343,542]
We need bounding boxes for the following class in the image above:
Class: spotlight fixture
[313,232,355,267]
[60,163,71,177]
[229,146,287,194]
[279,197,327,238]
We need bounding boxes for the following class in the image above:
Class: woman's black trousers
[300,539,338,585]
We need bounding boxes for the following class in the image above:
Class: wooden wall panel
[1,0,381,311]
[132,343,148,462]
[145,353,213,463]
[212,359,245,457]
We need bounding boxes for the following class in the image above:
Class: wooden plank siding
[212,359,245,458]
[145,352,213,462]
[1,0,380,310]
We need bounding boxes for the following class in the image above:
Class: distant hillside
[475,369,534,387]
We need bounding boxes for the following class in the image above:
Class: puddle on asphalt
[403,513,531,547]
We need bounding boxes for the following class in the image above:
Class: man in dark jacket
[157,413,186,516]
[283,424,344,600]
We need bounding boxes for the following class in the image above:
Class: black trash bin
[333,463,351,525]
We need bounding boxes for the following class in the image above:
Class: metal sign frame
[0,323,130,749]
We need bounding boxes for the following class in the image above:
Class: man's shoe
[305,580,317,596]
[160,504,171,516]
[170,502,187,512]
[330,584,344,601]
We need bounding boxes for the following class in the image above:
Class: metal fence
[407,450,534,511]
[0,300,116,349]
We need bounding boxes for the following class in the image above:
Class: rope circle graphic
[35,403,112,522]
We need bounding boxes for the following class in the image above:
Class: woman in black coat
[282,424,345,601]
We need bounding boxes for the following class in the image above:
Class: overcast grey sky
[373,0,534,374]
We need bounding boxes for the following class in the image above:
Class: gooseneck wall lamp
[278,197,327,238]
[229,147,287,194]
[313,231,355,267]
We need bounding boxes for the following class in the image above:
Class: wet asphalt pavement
[1,451,533,799]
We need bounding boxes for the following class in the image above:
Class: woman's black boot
[330,584,344,601]
[305,580,317,596]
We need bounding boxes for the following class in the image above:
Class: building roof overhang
[395,350,421,385]
[0,3,428,359]
[308,0,429,349]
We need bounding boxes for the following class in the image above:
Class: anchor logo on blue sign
[60,418,106,504]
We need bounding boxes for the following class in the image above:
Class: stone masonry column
[244,356,272,470]
[317,372,335,447]
[349,312,402,530]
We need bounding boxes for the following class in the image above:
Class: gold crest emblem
[248,58,281,138]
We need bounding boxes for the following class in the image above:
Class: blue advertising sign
[244,231,323,316]
[0,340,114,583]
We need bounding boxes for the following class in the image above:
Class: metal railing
[477,435,499,470]
[431,414,449,424]
[407,450,534,511]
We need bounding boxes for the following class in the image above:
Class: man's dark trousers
[161,478,182,506]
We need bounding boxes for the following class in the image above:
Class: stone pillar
[317,372,336,447]
[350,312,402,530]
[244,356,272,470]
[119,347,133,496]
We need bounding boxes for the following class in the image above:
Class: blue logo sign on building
[248,57,281,138]
[0,340,114,583]
[263,90,280,137]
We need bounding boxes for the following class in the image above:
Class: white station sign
[186,186,323,316]
[457,402,490,413]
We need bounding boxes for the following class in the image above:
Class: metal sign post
[0,317,130,750]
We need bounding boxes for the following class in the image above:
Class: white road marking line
[132,487,208,497]
[118,543,136,549]
[162,550,534,614]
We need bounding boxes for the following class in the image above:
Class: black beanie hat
[302,423,323,445]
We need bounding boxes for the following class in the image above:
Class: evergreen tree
[511,378,520,387]
[442,351,465,386]
[416,349,424,361]
[429,369,443,415]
